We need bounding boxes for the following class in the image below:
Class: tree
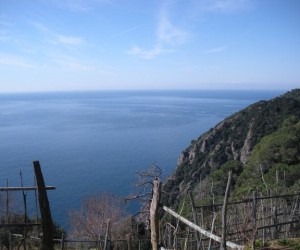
[69,192,127,241]
[0,190,20,249]
[126,163,163,224]
[126,163,163,250]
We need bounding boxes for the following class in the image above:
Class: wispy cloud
[51,55,93,71]
[0,20,13,27]
[197,0,253,13]
[31,21,85,47]
[28,22,90,71]
[111,25,144,39]
[0,30,11,42]
[0,53,36,68]
[55,34,84,46]
[0,17,14,42]
[127,45,170,60]
[126,0,248,60]
[46,0,116,12]
[204,45,228,53]
[127,1,191,60]
[0,15,14,26]
[31,21,50,33]
[157,14,190,46]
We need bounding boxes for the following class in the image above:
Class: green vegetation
[210,160,243,191]
[243,238,300,250]
[236,116,300,196]
[163,89,300,207]
[161,89,300,249]
[276,238,300,250]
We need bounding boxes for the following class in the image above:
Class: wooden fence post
[252,191,257,250]
[6,179,12,250]
[20,171,28,250]
[184,228,190,250]
[150,178,161,250]
[33,161,54,250]
[208,213,217,250]
[220,171,232,250]
[126,233,133,250]
[60,233,65,250]
[104,219,110,250]
[189,191,201,250]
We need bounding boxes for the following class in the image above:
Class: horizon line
[0,88,294,95]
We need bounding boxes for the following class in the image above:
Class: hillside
[163,89,300,206]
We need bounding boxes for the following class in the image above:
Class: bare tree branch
[126,163,163,224]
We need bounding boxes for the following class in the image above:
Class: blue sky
[0,0,299,92]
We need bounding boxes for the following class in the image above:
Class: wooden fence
[0,161,56,250]
[159,171,300,250]
[1,167,299,250]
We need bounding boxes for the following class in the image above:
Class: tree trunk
[150,178,161,250]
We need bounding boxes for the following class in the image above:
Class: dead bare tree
[126,163,163,223]
[69,192,126,242]
[126,163,163,249]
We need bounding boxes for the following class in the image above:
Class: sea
[0,89,286,230]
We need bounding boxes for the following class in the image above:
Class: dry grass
[259,238,300,250]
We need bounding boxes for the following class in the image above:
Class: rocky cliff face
[163,89,300,206]
[178,112,256,169]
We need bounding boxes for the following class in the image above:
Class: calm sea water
[0,89,285,229]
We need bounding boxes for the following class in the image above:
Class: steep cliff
[163,89,300,206]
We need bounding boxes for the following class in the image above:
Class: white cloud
[31,21,85,47]
[204,46,228,53]
[46,0,116,12]
[51,56,93,71]
[31,21,50,33]
[55,34,84,46]
[0,15,14,26]
[157,14,190,46]
[126,0,250,60]
[27,22,90,71]
[0,17,15,42]
[111,25,144,39]
[0,31,11,42]
[127,45,169,60]
[0,54,36,68]
[127,1,190,60]
[198,0,252,12]
[0,20,13,27]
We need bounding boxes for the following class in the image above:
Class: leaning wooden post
[189,191,201,250]
[150,178,161,250]
[33,160,54,250]
[162,206,243,250]
[220,171,232,250]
